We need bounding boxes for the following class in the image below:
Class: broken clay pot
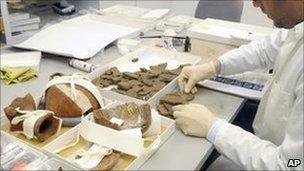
[91,151,121,171]
[4,94,61,142]
[45,73,102,126]
[93,102,152,133]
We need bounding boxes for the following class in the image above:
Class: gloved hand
[172,103,217,137]
[178,60,220,93]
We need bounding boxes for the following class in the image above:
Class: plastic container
[1,131,48,170]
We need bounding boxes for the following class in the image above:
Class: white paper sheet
[141,9,170,19]
[0,51,41,72]
[73,144,111,170]
[14,14,139,59]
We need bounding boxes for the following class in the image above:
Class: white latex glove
[178,60,219,93]
[172,103,217,137]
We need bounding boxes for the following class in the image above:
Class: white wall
[100,0,274,28]
[168,1,199,17]
[100,0,136,8]
[136,1,171,9]
[241,1,273,27]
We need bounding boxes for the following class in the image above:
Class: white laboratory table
[0,44,245,170]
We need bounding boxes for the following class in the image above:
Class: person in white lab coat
[174,0,303,170]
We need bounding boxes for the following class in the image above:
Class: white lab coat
[213,22,303,170]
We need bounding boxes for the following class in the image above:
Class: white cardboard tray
[0,95,115,148]
[187,18,276,46]
[43,114,175,170]
[42,89,176,170]
[89,46,202,107]
[1,90,176,170]
[1,111,72,149]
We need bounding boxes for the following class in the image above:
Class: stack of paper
[11,15,40,27]
[14,14,140,59]
[9,12,40,33]
[9,12,30,22]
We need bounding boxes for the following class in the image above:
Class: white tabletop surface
[1,40,245,170]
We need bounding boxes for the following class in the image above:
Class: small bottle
[184,36,191,52]
[68,59,96,73]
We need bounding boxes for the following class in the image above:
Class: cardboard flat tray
[0,95,115,148]
[43,115,175,170]
[187,18,276,46]
[1,91,175,170]
[89,46,202,107]
[0,117,71,148]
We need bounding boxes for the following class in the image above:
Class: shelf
[1,0,101,45]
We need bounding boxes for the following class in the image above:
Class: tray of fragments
[0,95,114,149]
[43,90,176,170]
[89,46,201,107]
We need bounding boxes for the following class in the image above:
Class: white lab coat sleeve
[218,30,285,75]
[206,119,229,143]
[213,78,304,170]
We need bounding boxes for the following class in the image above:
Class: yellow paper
[0,66,37,84]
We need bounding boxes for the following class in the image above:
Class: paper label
[109,117,125,126]
[120,128,142,138]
